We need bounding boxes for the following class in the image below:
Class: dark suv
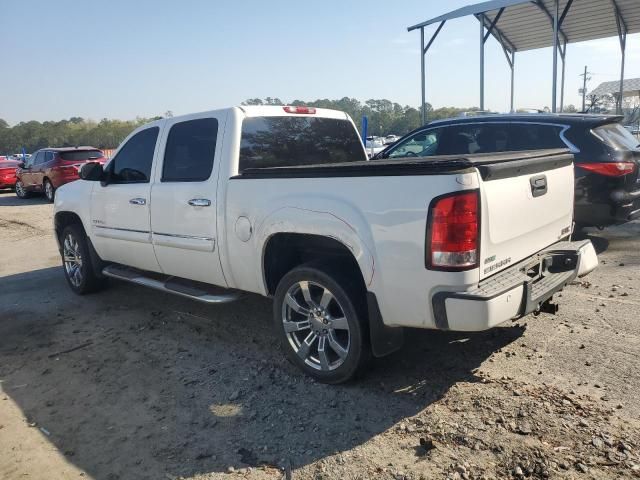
[375,114,640,228]
[16,147,106,202]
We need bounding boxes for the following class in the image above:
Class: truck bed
[235,149,573,180]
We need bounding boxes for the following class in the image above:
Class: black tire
[44,179,55,203]
[273,264,370,384]
[60,224,107,295]
[15,180,30,199]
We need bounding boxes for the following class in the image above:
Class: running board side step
[102,264,242,304]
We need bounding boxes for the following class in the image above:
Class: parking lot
[1,190,639,480]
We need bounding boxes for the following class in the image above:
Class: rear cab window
[239,116,366,172]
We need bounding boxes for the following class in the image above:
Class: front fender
[53,181,94,243]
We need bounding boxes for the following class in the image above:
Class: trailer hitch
[534,297,559,316]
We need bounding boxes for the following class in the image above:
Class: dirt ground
[0,189,639,480]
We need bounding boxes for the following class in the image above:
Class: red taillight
[52,165,80,175]
[283,106,316,114]
[426,191,479,270]
[575,162,636,177]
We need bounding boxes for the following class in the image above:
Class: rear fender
[256,197,377,292]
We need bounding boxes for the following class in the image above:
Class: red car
[16,147,107,202]
[0,157,20,190]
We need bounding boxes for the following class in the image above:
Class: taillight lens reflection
[426,191,479,270]
[575,162,636,177]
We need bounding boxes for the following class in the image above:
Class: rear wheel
[44,179,55,203]
[61,224,107,295]
[15,180,29,199]
[273,265,370,384]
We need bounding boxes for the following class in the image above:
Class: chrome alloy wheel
[63,233,83,287]
[282,281,350,371]
[15,181,25,197]
[45,181,54,201]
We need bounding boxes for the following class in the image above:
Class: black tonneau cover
[235,149,573,181]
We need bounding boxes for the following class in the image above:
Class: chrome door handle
[129,198,147,205]
[188,198,211,207]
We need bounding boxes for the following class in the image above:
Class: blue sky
[1,0,638,124]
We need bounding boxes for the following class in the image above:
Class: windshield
[366,138,385,148]
[239,116,366,172]
[384,129,441,159]
[59,150,104,161]
[592,123,640,152]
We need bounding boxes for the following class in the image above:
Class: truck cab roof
[158,106,351,123]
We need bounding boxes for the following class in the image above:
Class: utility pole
[579,66,592,112]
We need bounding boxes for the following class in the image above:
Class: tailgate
[476,150,575,280]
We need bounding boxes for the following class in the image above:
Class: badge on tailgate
[484,255,512,275]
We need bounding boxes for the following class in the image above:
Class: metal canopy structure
[408,0,640,123]
[589,77,640,97]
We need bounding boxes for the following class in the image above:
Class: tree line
[0,98,483,154]
[241,97,479,136]
[0,116,159,155]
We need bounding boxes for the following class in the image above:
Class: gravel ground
[0,189,639,480]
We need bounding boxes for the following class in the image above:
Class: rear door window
[468,124,510,154]
[436,126,481,155]
[109,127,159,183]
[508,124,566,150]
[162,118,218,182]
[438,123,565,155]
[239,116,366,172]
[33,151,46,166]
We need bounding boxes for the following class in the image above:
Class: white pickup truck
[53,105,598,383]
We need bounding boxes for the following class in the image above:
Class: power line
[579,66,594,112]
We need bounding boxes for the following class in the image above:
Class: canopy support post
[510,51,515,113]
[485,11,515,114]
[419,21,446,124]
[552,0,559,112]
[612,0,627,115]
[420,27,426,124]
[534,0,573,113]
[480,19,485,111]
[560,42,566,112]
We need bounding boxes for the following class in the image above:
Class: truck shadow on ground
[573,228,610,254]
[0,192,49,207]
[0,266,524,479]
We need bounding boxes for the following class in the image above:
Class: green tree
[0,99,484,154]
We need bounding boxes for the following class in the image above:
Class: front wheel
[44,179,55,203]
[273,265,370,384]
[61,224,107,295]
[15,180,29,199]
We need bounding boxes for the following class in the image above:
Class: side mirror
[18,161,26,169]
[79,162,104,181]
